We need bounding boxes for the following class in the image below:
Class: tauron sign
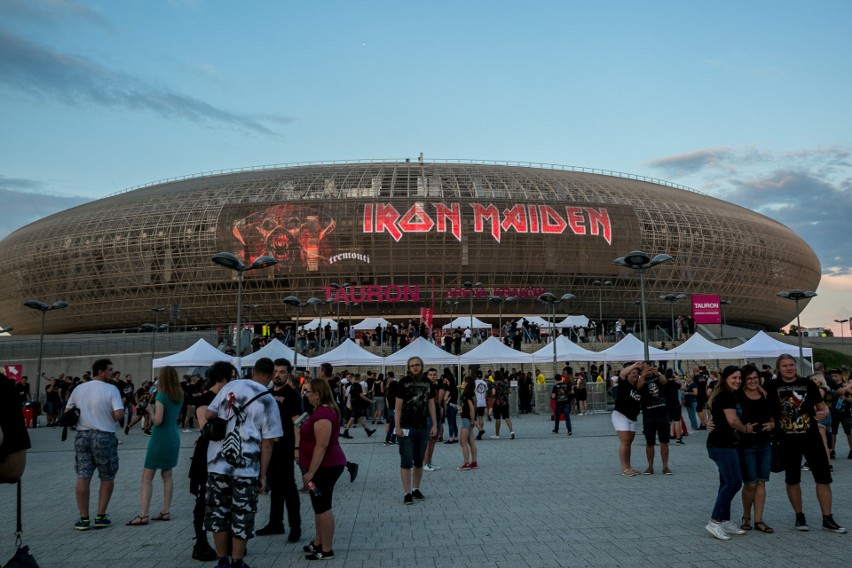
[363,203,613,244]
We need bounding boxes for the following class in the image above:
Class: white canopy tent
[459,336,534,365]
[516,316,551,327]
[152,339,235,369]
[557,315,590,328]
[596,334,667,362]
[300,318,338,331]
[659,333,737,361]
[442,316,491,330]
[305,338,384,368]
[382,337,460,366]
[351,317,393,331]
[729,331,813,358]
[240,339,299,367]
[531,335,599,363]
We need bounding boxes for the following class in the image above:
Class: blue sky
[1,0,850,334]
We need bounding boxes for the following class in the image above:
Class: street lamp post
[776,289,817,375]
[282,296,324,369]
[463,281,483,337]
[24,299,69,407]
[834,319,848,341]
[329,282,350,345]
[720,299,731,338]
[659,293,686,341]
[537,292,576,377]
[592,279,612,326]
[211,252,278,358]
[489,295,517,339]
[613,250,674,362]
[141,322,168,376]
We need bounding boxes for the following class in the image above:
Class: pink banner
[692,294,721,324]
[3,364,23,383]
[421,308,433,330]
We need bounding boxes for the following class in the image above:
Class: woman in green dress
[127,366,183,525]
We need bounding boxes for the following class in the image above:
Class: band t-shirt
[474,379,488,407]
[397,375,437,429]
[552,382,572,404]
[639,376,667,416]
[614,378,642,421]
[765,377,823,435]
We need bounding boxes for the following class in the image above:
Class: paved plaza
[2,411,850,568]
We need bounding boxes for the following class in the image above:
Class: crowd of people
[4,346,852,567]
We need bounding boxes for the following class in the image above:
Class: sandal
[754,521,774,533]
[621,469,639,477]
[741,516,752,531]
[126,515,149,526]
[152,512,170,521]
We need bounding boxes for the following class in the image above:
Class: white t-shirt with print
[206,379,283,478]
[474,379,488,407]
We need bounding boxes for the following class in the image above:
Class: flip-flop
[621,469,639,477]
[126,515,148,526]
[152,512,170,521]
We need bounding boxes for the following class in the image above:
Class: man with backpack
[205,358,283,568]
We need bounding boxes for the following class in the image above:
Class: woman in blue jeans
[737,364,776,533]
[705,365,760,541]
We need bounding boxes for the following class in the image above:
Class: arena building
[0,160,820,335]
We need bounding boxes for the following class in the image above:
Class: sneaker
[490,435,500,439]
[423,463,438,472]
[510,432,515,439]
[663,468,674,476]
[93,514,111,529]
[705,521,731,541]
[231,560,251,568]
[303,542,320,553]
[470,461,478,469]
[403,493,413,505]
[74,517,91,531]
[366,428,376,437]
[552,429,559,434]
[341,431,353,439]
[182,428,191,433]
[721,520,746,535]
[411,489,426,500]
[676,439,685,445]
[457,462,472,471]
[287,528,302,542]
[346,461,359,483]
[830,449,836,459]
[822,516,847,534]
[476,430,485,440]
[795,513,809,531]
[802,462,810,471]
[567,431,573,436]
[305,550,334,560]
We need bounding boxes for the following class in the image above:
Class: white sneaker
[490,435,501,439]
[423,463,437,472]
[705,521,731,541]
[721,520,746,535]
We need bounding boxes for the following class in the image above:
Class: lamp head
[249,255,278,270]
[560,293,576,302]
[537,292,558,304]
[24,300,49,311]
[282,296,302,308]
[211,252,244,271]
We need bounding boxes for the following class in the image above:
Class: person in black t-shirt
[341,379,376,439]
[637,362,672,475]
[551,375,573,435]
[384,372,398,445]
[765,354,846,533]
[256,358,303,541]
[613,362,643,476]
[394,357,437,504]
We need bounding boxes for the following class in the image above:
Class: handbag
[57,408,80,442]
[2,482,40,568]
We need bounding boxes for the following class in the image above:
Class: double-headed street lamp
[777,289,817,375]
[489,295,517,339]
[282,296,324,369]
[141,321,169,375]
[211,252,278,358]
[659,293,686,341]
[537,292,576,377]
[592,280,612,325]
[463,281,483,333]
[24,299,69,405]
[613,250,673,362]
[329,282,350,345]
[834,318,848,341]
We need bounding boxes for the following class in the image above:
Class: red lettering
[402,285,419,302]
[471,203,501,242]
[363,204,373,233]
[528,205,540,233]
[366,286,382,302]
[501,204,528,234]
[350,286,367,303]
[385,285,402,302]
[398,204,434,233]
[375,203,403,241]
[321,286,334,301]
[334,287,350,303]
[565,207,586,235]
[585,207,612,244]
[434,203,462,241]
[538,205,567,234]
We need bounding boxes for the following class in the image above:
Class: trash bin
[23,401,41,428]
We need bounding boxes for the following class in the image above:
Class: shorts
[308,465,344,515]
[668,406,683,420]
[781,432,832,485]
[476,406,486,417]
[739,444,771,484]
[398,427,428,469]
[205,472,259,540]
[350,406,367,420]
[611,410,637,433]
[493,404,509,420]
[642,412,671,446]
[576,390,587,402]
[460,418,473,430]
[74,430,119,480]
[839,415,852,436]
